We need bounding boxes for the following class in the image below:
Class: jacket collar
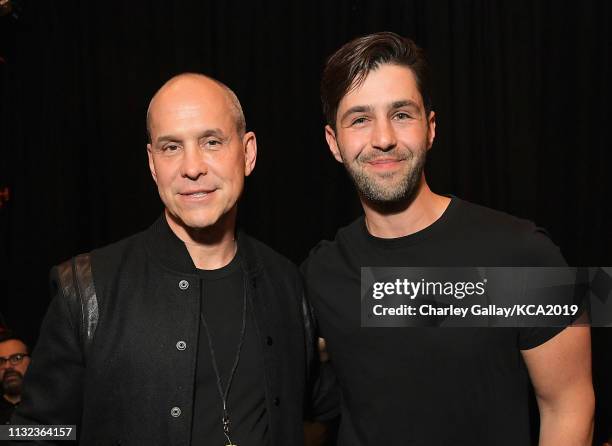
[144,214,263,277]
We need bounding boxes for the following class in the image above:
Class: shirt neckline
[358,195,460,250]
[197,248,242,281]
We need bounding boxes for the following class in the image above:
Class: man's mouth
[178,189,217,201]
[3,371,21,381]
[368,158,402,164]
[364,158,405,170]
[180,189,216,196]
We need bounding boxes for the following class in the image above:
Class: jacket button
[266,336,273,346]
[176,341,187,351]
[178,280,189,290]
[273,397,280,406]
[170,406,181,417]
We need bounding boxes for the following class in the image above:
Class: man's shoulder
[239,234,307,306]
[81,225,155,281]
[454,198,538,234]
[454,198,544,237]
[240,233,301,281]
[241,233,295,266]
[52,226,147,273]
[91,230,147,261]
[452,198,566,265]
[49,225,153,298]
[301,217,363,275]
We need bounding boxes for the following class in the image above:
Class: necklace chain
[200,273,248,446]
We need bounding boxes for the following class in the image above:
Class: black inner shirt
[191,251,269,446]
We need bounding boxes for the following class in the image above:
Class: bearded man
[301,32,594,446]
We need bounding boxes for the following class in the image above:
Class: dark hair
[321,32,432,129]
[0,330,28,353]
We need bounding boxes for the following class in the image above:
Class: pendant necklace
[200,274,247,446]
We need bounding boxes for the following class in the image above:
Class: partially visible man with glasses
[0,331,30,424]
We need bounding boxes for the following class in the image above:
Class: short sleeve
[517,226,569,350]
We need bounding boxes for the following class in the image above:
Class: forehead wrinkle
[152,100,233,143]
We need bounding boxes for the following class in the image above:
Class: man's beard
[2,370,23,397]
[343,145,427,206]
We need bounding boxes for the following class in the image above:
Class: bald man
[12,73,324,446]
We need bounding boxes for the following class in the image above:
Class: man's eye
[206,139,222,148]
[163,144,180,152]
[351,117,368,126]
[394,112,412,120]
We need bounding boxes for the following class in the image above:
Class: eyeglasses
[0,353,29,367]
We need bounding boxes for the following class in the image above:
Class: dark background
[1,0,610,443]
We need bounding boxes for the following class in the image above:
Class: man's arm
[300,292,340,422]
[522,326,594,446]
[10,265,86,444]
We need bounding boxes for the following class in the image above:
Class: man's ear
[426,110,436,150]
[243,131,257,177]
[147,144,158,184]
[325,125,344,163]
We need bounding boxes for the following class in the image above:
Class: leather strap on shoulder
[55,253,99,363]
[302,293,316,372]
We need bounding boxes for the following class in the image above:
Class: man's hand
[522,326,594,446]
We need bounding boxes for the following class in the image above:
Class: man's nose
[180,145,208,180]
[371,118,397,151]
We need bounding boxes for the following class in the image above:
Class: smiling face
[325,64,435,204]
[147,75,256,236]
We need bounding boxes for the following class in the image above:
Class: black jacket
[12,216,320,445]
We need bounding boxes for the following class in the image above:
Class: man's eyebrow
[156,134,180,144]
[155,128,227,144]
[390,100,421,112]
[340,105,374,122]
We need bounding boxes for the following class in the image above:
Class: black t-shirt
[191,252,269,446]
[302,197,567,446]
